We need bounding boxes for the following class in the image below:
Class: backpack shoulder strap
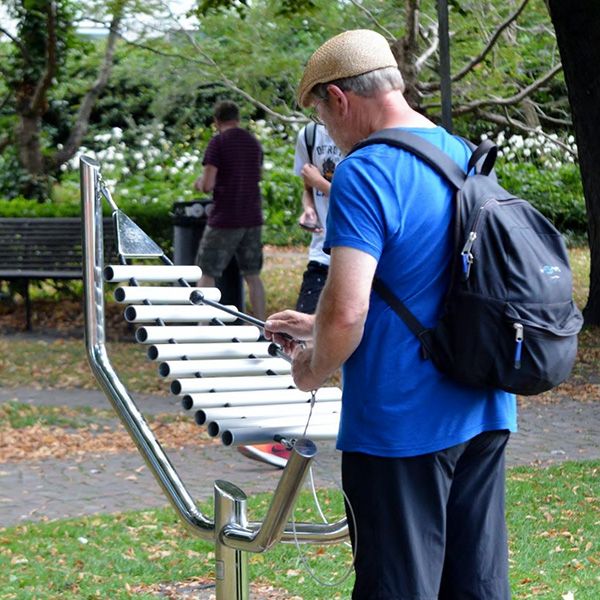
[349,128,467,190]
[304,122,317,164]
[350,128,469,350]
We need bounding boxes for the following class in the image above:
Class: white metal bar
[183,387,342,410]
[208,413,340,437]
[104,264,202,282]
[199,401,341,426]
[160,357,291,378]
[148,342,271,361]
[125,305,238,323]
[174,375,295,396]
[136,326,261,344]
[114,286,221,304]
[220,420,339,446]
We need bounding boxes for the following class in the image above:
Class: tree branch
[154,0,305,122]
[0,92,12,112]
[0,135,10,154]
[347,0,396,39]
[475,108,577,157]
[0,26,28,58]
[415,25,439,73]
[421,0,530,92]
[83,15,215,67]
[51,5,125,167]
[452,63,563,116]
[29,1,58,114]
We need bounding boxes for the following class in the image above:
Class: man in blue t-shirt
[265,30,516,599]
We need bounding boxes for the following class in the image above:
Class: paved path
[1,387,599,528]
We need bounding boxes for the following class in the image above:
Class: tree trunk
[15,114,51,200]
[391,0,421,110]
[547,0,600,325]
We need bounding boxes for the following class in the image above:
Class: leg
[243,273,265,321]
[198,274,215,288]
[342,449,462,600]
[295,261,328,314]
[235,226,265,320]
[196,225,240,285]
[439,430,511,600]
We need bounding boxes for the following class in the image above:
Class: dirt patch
[130,578,301,599]
[0,420,217,463]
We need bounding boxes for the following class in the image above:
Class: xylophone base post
[214,480,249,600]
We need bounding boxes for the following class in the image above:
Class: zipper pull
[513,323,524,369]
[461,231,477,279]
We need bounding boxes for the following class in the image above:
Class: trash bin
[172,200,244,310]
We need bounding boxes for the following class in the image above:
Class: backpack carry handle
[467,139,497,176]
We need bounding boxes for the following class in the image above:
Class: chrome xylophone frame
[80,156,348,599]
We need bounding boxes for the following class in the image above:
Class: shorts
[196,225,263,278]
[342,430,511,600]
[295,261,329,314]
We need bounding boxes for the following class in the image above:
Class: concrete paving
[1,387,599,528]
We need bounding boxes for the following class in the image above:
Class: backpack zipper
[461,231,477,279]
[513,322,524,369]
[461,197,522,280]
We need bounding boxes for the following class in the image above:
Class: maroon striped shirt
[203,127,263,228]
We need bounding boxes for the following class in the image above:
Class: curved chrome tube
[80,156,213,538]
[222,439,317,552]
[79,155,349,556]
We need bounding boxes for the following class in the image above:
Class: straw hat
[297,29,398,108]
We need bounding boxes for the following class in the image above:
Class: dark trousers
[342,430,511,600]
[295,260,329,314]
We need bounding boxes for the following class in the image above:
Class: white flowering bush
[66,124,203,204]
[2,120,586,247]
[486,129,586,242]
[54,118,310,246]
[250,119,307,245]
[483,129,577,170]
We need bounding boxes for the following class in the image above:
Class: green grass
[0,462,598,599]
[0,400,184,430]
[0,400,109,429]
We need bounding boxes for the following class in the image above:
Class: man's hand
[298,206,323,233]
[291,344,325,391]
[264,310,314,353]
[301,163,331,195]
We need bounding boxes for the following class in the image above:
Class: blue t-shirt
[324,126,517,457]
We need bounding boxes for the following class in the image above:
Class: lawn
[0,247,598,599]
[0,461,598,599]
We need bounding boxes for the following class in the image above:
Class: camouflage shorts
[196,225,263,278]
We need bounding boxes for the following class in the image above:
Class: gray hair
[310,66,404,101]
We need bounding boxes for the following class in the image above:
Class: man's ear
[326,84,349,115]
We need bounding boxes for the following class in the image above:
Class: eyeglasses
[309,99,325,125]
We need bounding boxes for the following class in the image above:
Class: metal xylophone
[80,156,348,599]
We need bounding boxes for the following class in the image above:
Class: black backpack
[350,129,584,396]
[304,122,317,163]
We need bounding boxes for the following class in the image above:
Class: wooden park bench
[0,217,115,329]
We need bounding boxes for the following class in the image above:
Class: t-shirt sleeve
[324,156,388,261]
[203,136,220,168]
[293,128,309,177]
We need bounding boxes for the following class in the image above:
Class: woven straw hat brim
[297,29,397,107]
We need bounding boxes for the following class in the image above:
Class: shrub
[0,125,588,250]
[490,130,587,244]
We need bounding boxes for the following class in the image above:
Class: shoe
[237,443,291,468]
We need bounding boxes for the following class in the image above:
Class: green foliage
[0,148,37,200]
[0,126,588,249]
[496,161,587,239]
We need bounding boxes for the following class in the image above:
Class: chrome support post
[214,481,249,600]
